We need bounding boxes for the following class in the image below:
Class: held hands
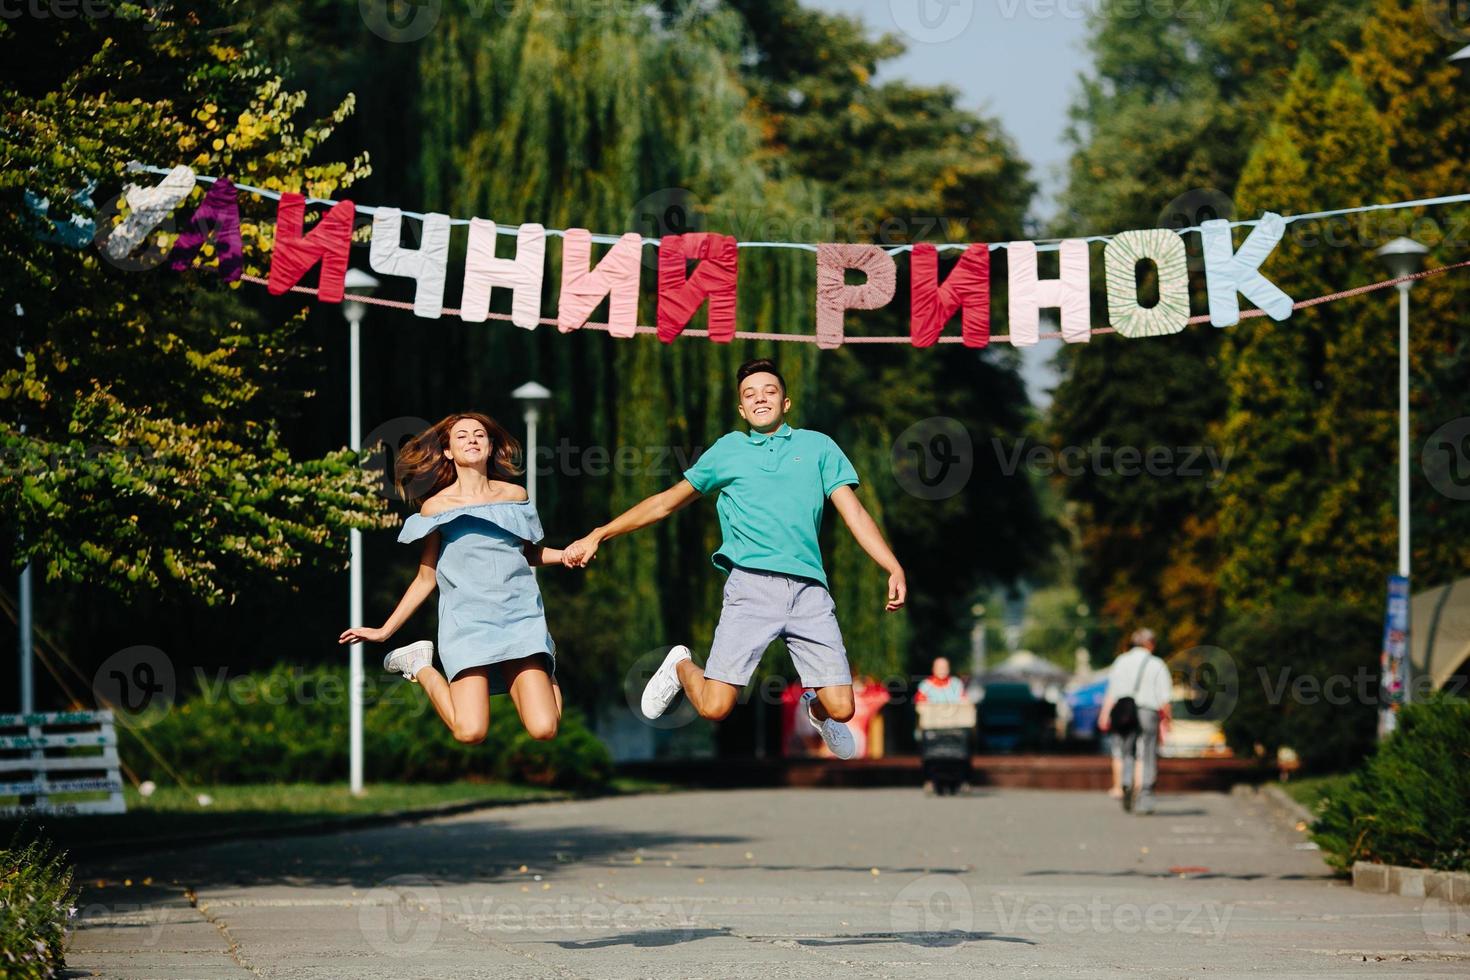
[561,534,602,568]
[885,567,908,612]
[338,625,388,645]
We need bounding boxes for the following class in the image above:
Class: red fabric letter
[909,242,991,348]
[267,192,356,303]
[657,233,739,344]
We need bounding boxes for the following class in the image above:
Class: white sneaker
[383,640,434,682]
[640,645,692,719]
[802,690,856,759]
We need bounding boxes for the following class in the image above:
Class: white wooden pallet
[0,710,127,815]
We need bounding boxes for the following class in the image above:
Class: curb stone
[1353,861,1470,905]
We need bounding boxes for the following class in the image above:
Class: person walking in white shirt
[1098,629,1173,814]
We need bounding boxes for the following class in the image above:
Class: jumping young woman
[338,412,563,743]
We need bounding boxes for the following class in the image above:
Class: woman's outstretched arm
[523,543,565,567]
[338,532,440,645]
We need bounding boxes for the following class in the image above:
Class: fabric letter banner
[1104,228,1190,339]
[461,220,546,329]
[1006,239,1092,346]
[909,242,990,348]
[266,192,356,303]
[815,244,897,349]
[103,165,195,261]
[559,229,642,337]
[1202,211,1293,327]
[168,177,244,282]
[657,232,739,343]
[370,207,451,319]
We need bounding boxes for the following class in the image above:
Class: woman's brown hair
[394,412,523,508]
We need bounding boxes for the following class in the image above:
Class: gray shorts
[704,566,852,689]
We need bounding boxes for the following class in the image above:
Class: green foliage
[0,830,77,979]
[0,2,390,604]
[118,664,613,791]
[1218,596,1380,773]
[1311,694,1470,872]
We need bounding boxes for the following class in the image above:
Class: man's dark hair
[736,358,785,393]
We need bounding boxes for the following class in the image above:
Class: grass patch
[0,779,665,857]
[1277,773,1354,812]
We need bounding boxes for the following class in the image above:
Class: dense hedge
[1311,694,1470,873]
[0,831,76,979]
[1219,597,1380,773]
[118,664,612,791]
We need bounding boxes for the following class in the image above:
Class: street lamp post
[511,381,552,509]
[343,268,379,795]
[1375,237,1427,728]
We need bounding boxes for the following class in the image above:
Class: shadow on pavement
[794,930,1036,948]
[551,927,737,948]
[1024,868,1336,881]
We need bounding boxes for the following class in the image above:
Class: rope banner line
[239,259,1470,345]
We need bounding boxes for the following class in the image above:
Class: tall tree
[0,3,387,605]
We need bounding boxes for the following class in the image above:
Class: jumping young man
[562,358,907,759]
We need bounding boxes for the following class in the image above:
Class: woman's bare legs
[417,665,492,743]
[414,655,560,742]
[501,655,561,741]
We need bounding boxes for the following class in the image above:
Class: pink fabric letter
[815,244,897,350]
[909,243,990,348]
[168,177,243,282]
[657,233,739,344]
[461,220,547,330]
[1005,239,1091,346]
[267,193,356,304]
[559,229,642,337]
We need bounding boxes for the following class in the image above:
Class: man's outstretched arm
[563,479,702,567]
[829,485,907,611]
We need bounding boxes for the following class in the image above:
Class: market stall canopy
[1411,578,1470,691]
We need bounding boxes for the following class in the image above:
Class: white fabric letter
[370,207,450,319]
[1006,239,1091,346]
[103,165,196,260]
[1202,212,1294,327]
[461,220,546,329]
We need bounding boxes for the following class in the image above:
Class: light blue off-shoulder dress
[397,500,556,691]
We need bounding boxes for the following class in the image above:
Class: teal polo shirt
[682,422,859,588]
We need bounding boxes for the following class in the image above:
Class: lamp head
[343,268,380,323]
[1375,237,1428,281]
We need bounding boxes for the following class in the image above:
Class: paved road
[66,787,1468,978]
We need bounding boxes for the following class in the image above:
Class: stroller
[916,702,977,795]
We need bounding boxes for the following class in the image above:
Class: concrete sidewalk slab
[64,787,1470,978]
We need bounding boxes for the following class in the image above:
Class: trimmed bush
[0,830,77,979]
[119,664,611,791]
[1218,596,1380,773]
[1311,694,1470,873]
